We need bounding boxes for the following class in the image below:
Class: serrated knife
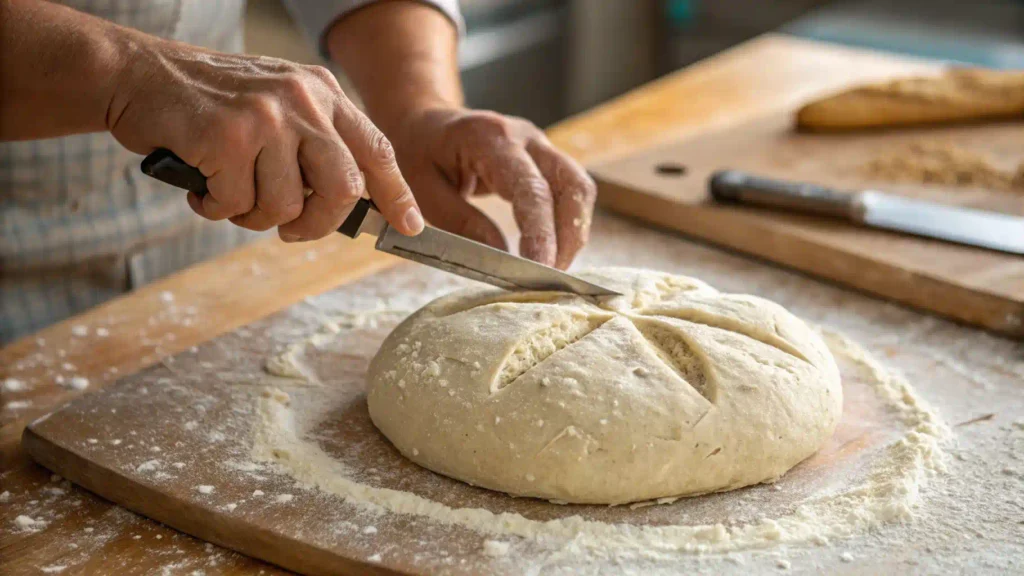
[709,170,1024,255]
[140,149,620,296]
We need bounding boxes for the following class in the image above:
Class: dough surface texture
[367,268,842,504]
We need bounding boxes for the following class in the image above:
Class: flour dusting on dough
[251,324,948,558]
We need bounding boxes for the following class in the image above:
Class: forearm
[325,1,462,138]
[0,0,134,140]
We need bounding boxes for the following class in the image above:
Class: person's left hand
[387,107,596,270]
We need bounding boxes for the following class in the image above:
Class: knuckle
[515,176,551,202]
[367,130,398,167]
[252,97,286,132]
[458,112,511,141]
[342,168,367,198]
[278,73,310,99]
[304,64,337,86]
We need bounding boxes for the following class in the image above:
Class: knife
[709,170,1024,255]
[140,149,620,296]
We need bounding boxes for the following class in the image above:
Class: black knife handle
[141,148,376,236]
[709,169,858,220]
[141,149,209,197]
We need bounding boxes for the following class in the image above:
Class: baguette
[796,68,1024,131]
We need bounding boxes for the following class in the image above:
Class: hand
[106,35,424,241]
[387,107,597,269]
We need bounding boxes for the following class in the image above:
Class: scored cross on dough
[367,268,842,504]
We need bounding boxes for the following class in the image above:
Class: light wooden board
[14,266,926,575]
[591,114,1024,338]
[16,214,1024,574]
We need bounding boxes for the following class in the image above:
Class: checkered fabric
[0,0,463,344]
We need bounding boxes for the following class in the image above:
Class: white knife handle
[709,170,860,221]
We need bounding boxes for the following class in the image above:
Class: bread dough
[367,268,842,504]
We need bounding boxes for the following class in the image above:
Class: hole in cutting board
[654,162,687,176]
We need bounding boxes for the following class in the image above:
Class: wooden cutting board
[591,114,1024,338]
[20,264,914,576]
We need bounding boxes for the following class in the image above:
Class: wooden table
[1,35,945,574]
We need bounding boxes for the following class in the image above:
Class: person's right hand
[107,35,424,242]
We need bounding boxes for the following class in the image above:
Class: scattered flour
[95,327,110,337]
[71,325,89,337]
[483,540,511,557]
[3,378,27,392]
[6,400,32,410]
[263,309,411,384]
[41,565,67,574]
[0,491,10,502]
[274,494,294,504]
[14,515,47,532]
[137,460,161,473]
[249,327,949,560]
[197,485,215,495]
[69,377,89,391]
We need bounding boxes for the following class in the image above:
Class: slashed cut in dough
[367,268,842,504]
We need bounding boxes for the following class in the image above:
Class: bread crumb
[274,494,293,503]
[197,485,214,495]
[71,325,88,337]
[863,141,1024,193]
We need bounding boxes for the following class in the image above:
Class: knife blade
[709,169,1024,255]
[141,149,620,297]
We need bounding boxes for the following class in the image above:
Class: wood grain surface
[0,35,994,575]
[591,115,1024,338]
[17,265,908,575]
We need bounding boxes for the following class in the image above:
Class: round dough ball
[367,268,842,504]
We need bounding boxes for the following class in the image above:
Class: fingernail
[403,207,424,234]
[281,234,302,243]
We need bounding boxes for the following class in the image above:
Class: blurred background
[246,0,1024,128]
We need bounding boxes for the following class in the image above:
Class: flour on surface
[3,377,27,392]
[263,308,412,384]
[250,325,949,561]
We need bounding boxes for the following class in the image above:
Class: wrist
[102,26,155,132]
